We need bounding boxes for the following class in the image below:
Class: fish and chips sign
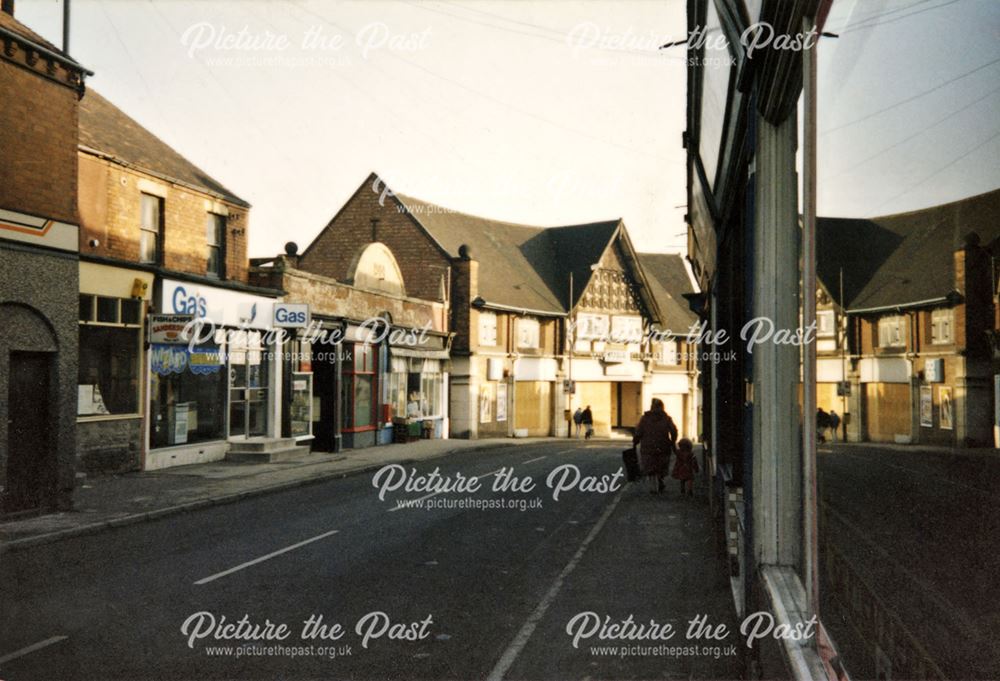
[149,314,196,345]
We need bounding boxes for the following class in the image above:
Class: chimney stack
[2,0,15,17]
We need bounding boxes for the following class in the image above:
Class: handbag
[622,447,640,482]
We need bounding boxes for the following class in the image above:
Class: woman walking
[632,398,678,494]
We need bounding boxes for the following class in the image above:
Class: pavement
[0,439,741,681]
[0,437,551,551]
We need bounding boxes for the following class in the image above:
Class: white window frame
[517,317,540,349]
[478,311,498,347]
[878,315,906,348]
[930,308,953,345]
[816,310,835,338]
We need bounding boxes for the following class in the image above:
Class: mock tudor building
[817,188,1000,446]
[297,172,699,440]
[76,89,284,471]
[0,6,90,514]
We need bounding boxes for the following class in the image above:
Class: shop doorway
[4,352,52,514]
[311,350,338,452]
[228,332,269,439]
[612,382,642,430]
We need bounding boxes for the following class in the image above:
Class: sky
[12,0,1000,259]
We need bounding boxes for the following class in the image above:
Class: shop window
[931,309,953,344]
[140,193,163,264]
[877,315,906,348]
[206,213,226,278]
[479,311,498,346]
[343,342,377,431]
[517,317,540,349]
[150,337,227,447]
[78,296,142,416]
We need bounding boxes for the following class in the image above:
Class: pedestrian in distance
[829,410,840,443]
[672,438,699,497]
[816,408,831,443]
[581,405,594,440]
[573,407,583,439]
[632,398,678,494]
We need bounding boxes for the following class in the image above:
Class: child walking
[672,438,699,496]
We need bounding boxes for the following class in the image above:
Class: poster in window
[920,386,933,427]
[496,383,507,422]
[480,383,494,423]
[939,386,953,430]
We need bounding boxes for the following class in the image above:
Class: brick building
[0,5,90,514]
[251,245,449,452]
[75,89,283,471]
[299,173,699,440]
[817,189,1000,446]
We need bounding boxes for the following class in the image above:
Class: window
[479,311,497,346]
[342,343,377,430]
[78,295,143,416]
[816,310,835,338]
[931,309,953,344]
[658,341,681,366]
[517,317,540,349]
[140,193,163,264]
[878,315,906,348]
[206,213,225,277]
[150,335,227,447]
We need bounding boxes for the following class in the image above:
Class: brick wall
[298,176,451,302]
[77,418,142,474]
[0,58,79,223]
[78,154,249,283]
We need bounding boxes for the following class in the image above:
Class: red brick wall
[298,177,451,302]
[0,58,78,223]
[78,154,249,283]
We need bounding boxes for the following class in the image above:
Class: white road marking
[387,468,506,513]
[485,490,624,681]
[522,456,547,464]
[0,635,68,664]
[194,530,339,585]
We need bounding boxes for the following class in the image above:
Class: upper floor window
[206,213,226,278]
[816,310,836,338]
[517,317,540,349]
[140,193,163,264]
[878,315,906,348]
[478,311,497,346]
[931,308,954,345]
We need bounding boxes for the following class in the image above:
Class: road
[818,443,1000,680]
[0,440,738,681]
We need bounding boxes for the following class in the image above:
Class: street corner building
[816,189,1000,447]
[0,5,90,514]
[279,172,701,443]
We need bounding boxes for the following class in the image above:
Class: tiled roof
[394,192,620,314]
[636,253,698,333]
[818,188,1000,311]
[78,89,249,207]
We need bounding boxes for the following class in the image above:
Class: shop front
[387,331,450,442]
[77,261,154,473]
[147,278,280,469]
